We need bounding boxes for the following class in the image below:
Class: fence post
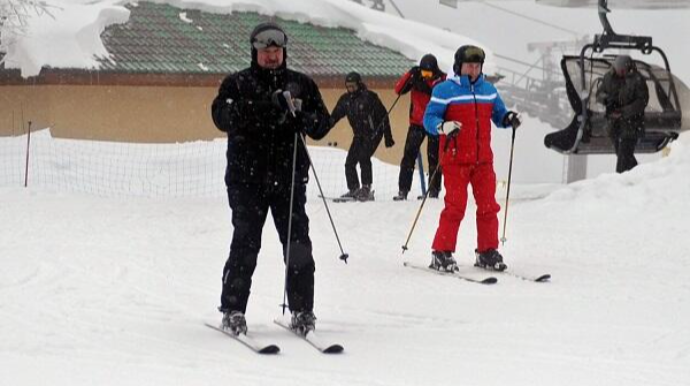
[24,121,32,187]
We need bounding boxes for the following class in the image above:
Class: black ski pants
[609,122,639,173]
[345,133,382,191]
[220,182,314,314]
[613,135,638,173]
[398,124,441,193]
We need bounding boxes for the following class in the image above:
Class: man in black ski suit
[393,54,446,200]
[211,22,331,335]
[330,72,394,201]
[596,55,649,173]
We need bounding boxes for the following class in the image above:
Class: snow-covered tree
[0,0,53,61]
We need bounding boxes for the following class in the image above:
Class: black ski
[318,194,356,203]
[204,322,280,354]
[332,197,357,203]
[273,319,344,354]
[469,264,551,283]
[403,262,498,284]
[318,192,374,203]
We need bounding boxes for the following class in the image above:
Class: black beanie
[419,54,439,72]
[345,71,362,84]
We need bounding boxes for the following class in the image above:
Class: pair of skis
[205,319,343,355]
[403,262,550,283]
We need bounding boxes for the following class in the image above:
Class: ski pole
[281,131,300,315]
[284,91,349,264]
[401,163,442,254]
[372,93,402,133]
[298,133,349,264]
[500,126,517,246]
[385,94,402,119]
[401,132,457,253]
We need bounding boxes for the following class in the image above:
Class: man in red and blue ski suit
[423,45,522,272]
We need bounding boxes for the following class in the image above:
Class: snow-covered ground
[1,136,689,385]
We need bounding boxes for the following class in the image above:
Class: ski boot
[393,190,409,201]
[221,310,248,335]
[474,249,507,271]
[290,310,317,335]
[418,189,440,200]
[356,185,374,202]
[429,251,458,272]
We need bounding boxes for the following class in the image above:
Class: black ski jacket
[596,70,649,139]
[212,64,331,186]
[330,87,393,143]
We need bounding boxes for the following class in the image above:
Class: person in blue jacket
[423,45,522,273]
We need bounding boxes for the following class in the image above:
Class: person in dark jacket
[596,55,649,173]
[330,72,395,201]
[211,22,331,336]
[393,54,446,200]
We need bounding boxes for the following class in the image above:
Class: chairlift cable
[469,0,581,36]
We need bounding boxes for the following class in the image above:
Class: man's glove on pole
[437,121,462,137]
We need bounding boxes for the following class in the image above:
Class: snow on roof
[0,0,493,78]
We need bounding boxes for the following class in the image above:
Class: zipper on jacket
[267,73,279,183]
[471,84,480,164]
[368,115,376,134]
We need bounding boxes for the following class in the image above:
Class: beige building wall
[0,85,431,166]
[0,86,51,136]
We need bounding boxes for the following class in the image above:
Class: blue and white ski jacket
[423,74,510,165]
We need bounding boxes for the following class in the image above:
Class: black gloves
[503,111,522,129]
[409,66,421,77]
[272,89,292,113]
[232,99,282,122]
[385,137,395,148]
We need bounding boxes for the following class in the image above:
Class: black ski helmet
[249,22,288,66]
[345,71,362,84]
[419,54,439,72]
[453,45,485,75]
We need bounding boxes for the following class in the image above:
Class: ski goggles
[463,46,485,63]
[252,28,288,50]
[420,69,433,78]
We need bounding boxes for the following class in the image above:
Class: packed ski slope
[1,140,689,386]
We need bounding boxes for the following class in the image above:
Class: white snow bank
[544,141,690,208]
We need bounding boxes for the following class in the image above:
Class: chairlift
[544,0,689,154]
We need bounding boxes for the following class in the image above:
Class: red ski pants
[432,163,501,253]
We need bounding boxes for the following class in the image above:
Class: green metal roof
[98,2,413,77]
